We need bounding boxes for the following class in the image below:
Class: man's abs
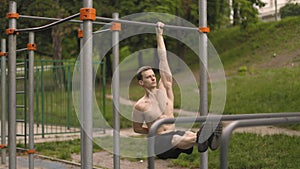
[157,124,175,134]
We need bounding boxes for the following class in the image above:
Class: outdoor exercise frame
[3,1,106,168]
[4,1,298,169]
[3,1,209,168]
[4,1,97,169]
[1,0,229,168]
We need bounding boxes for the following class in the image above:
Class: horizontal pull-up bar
[16,13,80,33]
[19,15,108,25]
[15,14,202,33]
[96,16,199,31]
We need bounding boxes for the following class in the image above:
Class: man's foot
[197,124,208,152]
[208,122,223,151]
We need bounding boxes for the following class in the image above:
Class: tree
[0,1,8,38]
[207,0,231,30]
[20,0,82,89]
[280,3,300,19]
[232,0,265,28]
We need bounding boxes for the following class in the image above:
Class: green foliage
[208,0,231,29]
[209,16,300,72]
[1,0,262,72]
[232,0,265,28]
[225,66,300,115]
[280,3,300,19]
[0,1,8,37]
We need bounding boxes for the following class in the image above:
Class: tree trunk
[51,26,65,90]
[233,0,240,26]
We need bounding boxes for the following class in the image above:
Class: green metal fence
[3,58,106,144]
[32,59,106,138]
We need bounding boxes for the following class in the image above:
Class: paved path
[0,156,80,169]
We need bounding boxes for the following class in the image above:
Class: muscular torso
[135,89,175,134]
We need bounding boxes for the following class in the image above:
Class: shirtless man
[132,22,221,159]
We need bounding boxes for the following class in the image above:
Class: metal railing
[220,116,300,169]
[147,112,300,169]
[33,59,106,137]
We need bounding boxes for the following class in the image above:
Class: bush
[280,3,300,18]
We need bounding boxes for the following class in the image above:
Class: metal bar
[16,13,80,33]
[8,1,17,168]
[102,60,106,133]
[16,91,25,94]
[41,62,45,138]
[19,14,108,25]
[81,0,93,168]
[16,105,25,108]
[1,38,7,164]
[23,50,28,148]
[220,117,300,169]
[95,16,199,31]
[93,29,111,34]
[79,23,84,169]
[112,12,120,169]
[16,76,25,80]
[16,48,27,52]
[28,31,35,169]
[199,0,209,168]
[35,69,40,127]
[147,112,300,169]
[16,62,25,66]
[67,65,71,130]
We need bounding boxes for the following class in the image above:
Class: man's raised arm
[156,22,173,100]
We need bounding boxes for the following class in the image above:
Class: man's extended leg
[197,124,209,152]
[209,122,223,150]
[171,131,197,150]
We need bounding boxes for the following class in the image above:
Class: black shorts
[154,131,193,159]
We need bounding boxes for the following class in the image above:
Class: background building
[258,0,300,21]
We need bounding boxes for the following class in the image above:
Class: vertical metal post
[82,0,93,168]
[1,39,7,165]
[8,1,17,168]
[79,23,84,169]
[35,68,39,127]
[199,0,208,169]
[23,50,28,148]
[67,65,71,129]
[112,12,120,169]
[28,31,35,169]
[102,60,106,132]
[41,61,45,138]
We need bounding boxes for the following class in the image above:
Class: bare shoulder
[133,97,146,112]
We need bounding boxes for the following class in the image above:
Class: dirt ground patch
[71,151,188,169]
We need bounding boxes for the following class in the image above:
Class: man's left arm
[156,22,174,101]
[132,106,148,134]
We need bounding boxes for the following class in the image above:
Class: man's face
[139,69,157,89]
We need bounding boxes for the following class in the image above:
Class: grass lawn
[171,133,300,169]
[33,133,300,169]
